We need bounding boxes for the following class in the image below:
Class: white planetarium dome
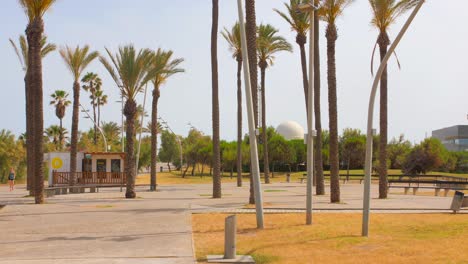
[276,121,305,140]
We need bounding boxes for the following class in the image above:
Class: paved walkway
[0,182,466,263]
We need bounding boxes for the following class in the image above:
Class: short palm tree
[274,0,310,109]
[245,0,258,204]
[81,72,102,145]
[9,34,55,195]
[101,121,121,148]
[369,0,419,199]
[319,0,354,203]
[257,24,293,184]
[222,22,243,187]
[50,90,71,150]
[18,0,57,204]
[45,125,68,150]
[59,45,99,187]
[148,48,184,191]
[100,45,156,198]
[211,0,221,199]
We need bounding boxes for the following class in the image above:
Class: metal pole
[80,104,108,152]
[237,0,264,229]
[362,0,425,237]
[136,84,148,174]
[306,1,315,226]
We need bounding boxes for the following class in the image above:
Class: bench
[388,185,467,196]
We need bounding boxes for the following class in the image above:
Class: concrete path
[0,181,465,263]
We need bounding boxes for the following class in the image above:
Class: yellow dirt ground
[192,213,468,264]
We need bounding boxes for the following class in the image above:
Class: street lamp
[296,0,319,226]
[237,0,264,229]
[362,0,425,237]
[80,104,108,152]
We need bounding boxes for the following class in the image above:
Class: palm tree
[18,0,57,204]
[313,0,325,195]
[245,0,258,204]
[50,90,71,150]
[45,125,68,150]
[100,45,156,198]
[320,0,354,203]
[59,45,99,188]
[222,22,243,187]
[369,0,419,199]
[211,0,221,199]
[257,24,293,184]
[95,88,107,127]
[81,72,102,145]
[274,0,310,110]
[9,34,55,195]
[147,49,184,191]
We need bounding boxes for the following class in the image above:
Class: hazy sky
[0,0,467,144]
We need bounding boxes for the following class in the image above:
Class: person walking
[8,168,15,191]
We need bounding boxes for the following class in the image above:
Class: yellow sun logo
[51,157,63,170]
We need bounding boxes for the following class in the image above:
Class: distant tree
[387,135,412,169]
[101,121,121,151]
[340,128,366,180]
[269,134,296,176]
[45,125,68,151]
[159,130,181,172]
[50,90,71,150]
[81,72,102,144]
[289,139,306,171]
[0,130,26,183]
[221,141,237,178]
[403,138,448,175]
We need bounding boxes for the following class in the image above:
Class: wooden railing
[52,171,126,186]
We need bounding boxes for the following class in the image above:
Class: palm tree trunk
[93,100,97,145]
[246,0,257,205]
[27,18,45,204]
[314,10,325,195]
[260,64,270,184]
[378,32,390,199]
[124,99,137,198]
[59,118,63,150]
[245,0,258,127]
[236,57,243,187]
[326,23,340,203]
[150,86,160,191]
[97,98,101,128]
[297,34,309,111]
[70,81,80,188]
[25,74,34,195]
[211,0,221,199]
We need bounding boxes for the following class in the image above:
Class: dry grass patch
[192,213,468,264]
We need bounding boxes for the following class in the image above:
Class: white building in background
[276,121,305,140]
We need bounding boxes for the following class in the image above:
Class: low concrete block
[412,187,418,195]
[207,255,255,263]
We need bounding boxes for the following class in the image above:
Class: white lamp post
[237,0,264,229]
[80,104,108,152]
[362,0,425,237]
[297,0,318,225]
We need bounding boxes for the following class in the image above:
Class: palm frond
[18,0,57,22]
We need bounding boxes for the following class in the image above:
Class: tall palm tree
[320,0,354,203]
[211,0,221,199]
[257,24,293,184]
[59,45,99,188]
[18,0,57,204]
[50,90,71,150]
[369,0,419,199]
[9,34,55,195]
[148,48,184,191]
[100,45,156,198]
[81,72,102,145]
[95,88,107,127]
[274,0,310,110]
[313,0,325,195]
[245,0,258,204]
[222,22,243,187]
